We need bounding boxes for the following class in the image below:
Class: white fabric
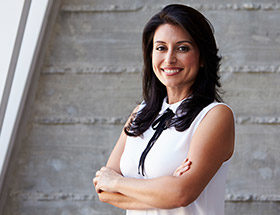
[120,97,233,215]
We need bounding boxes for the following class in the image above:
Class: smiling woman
[152,24,200,101]
[93,4,235,215]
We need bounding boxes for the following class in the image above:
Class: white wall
[0,0,54,194]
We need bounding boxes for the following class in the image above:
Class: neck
[166,87,191,104]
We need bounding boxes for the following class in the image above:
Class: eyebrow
[154,40,193,45]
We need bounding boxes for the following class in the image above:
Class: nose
[165,50,177,64]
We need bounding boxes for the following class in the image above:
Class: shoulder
[200,103,235,136]
[193,102,235,134]
[125,101,144,126]
[131,100,146,116]
[192,103,235,161]
[203,103,235,126]
[132,105,140,114]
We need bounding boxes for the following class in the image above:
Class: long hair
[125,4,222,136]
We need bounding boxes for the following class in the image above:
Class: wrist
[114,174,124,193]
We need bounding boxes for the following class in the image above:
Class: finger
[94,181,101,193]
[96,170,101,176]
[174,165,182,173]
[184,161,192,168]
[178,165,191,176]
[180,165,191,172]
[173,165,183,176]
[173,160,192,176]
[174,165,186,176]
[183,165,190,171]
[96,186,103,193]
[175,161,190,174]
[174,166,186,176]
[93,177,98,186]
[96,186,102,194]
[94,181,103,193]
[182,158,188,163]
[100,166,107,171]
[182,160,192,167]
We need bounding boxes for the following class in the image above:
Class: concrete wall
[1,0,280,214]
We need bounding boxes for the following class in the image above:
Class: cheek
[181,54,200,67]
[152,53,160,71]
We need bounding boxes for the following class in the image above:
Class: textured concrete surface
[1,0,280,214]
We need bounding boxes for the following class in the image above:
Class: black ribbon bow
[138,108,175,176]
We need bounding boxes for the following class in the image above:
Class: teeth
[163,69,180,74]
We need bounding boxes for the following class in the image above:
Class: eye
[178,46,190,52]
[155,45,166,51]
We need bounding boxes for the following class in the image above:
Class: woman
[93,4,235,215]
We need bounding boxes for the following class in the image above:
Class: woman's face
[152,24,201,92]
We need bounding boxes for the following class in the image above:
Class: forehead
[153,24,193,42]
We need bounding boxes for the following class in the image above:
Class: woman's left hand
[93,167,123,194]
[173,158,192,177]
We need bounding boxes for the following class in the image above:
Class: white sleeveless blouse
[120,98,233,215]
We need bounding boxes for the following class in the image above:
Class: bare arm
[94,105,154,209]
[97,192,154,210]
[95,105,235,209]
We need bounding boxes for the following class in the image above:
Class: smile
[161,68,183,76]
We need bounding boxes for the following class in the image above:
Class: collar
[159,97,188,115]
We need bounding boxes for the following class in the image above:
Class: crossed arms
[93,104,234,210]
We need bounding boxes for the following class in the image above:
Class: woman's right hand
[173,158,192,177]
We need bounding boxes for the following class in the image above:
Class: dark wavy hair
[125,4,222,136]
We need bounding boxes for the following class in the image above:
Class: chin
[163,81,182,88]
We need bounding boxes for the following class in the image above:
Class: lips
[161,67,183,76]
